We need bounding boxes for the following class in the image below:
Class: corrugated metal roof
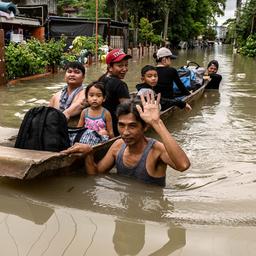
[0,16,40,26]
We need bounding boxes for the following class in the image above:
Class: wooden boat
[0,82,207,180]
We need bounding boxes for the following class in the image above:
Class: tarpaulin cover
[50,22,105,38]
[0,2,17,15]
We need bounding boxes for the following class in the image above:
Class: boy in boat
[98,48,131,136]
[136,65,192,111]
[63,93,190,187]
[204,60,222,89]
[49,62,86,120]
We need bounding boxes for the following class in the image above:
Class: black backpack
[15,106,70,152]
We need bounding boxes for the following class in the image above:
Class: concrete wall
[18,0,57,14]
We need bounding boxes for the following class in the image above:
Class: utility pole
[95,0,98,62]
[0,29,6,86]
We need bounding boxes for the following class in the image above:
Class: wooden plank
[0,146,83,179]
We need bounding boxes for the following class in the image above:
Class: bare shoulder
[151,140,166,155]
[52,90,61,99]
[104,108,112,118]
[49,91,61,107]
[75,89,85,100]
[108,139,123,155]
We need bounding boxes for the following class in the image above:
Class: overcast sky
[216,0,236,25]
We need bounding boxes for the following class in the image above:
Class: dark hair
[152,52,168,63]
[141,65,157,76]
[65,61,86,76]
[116,99,146,128]
[207,60,219,70]
[85,81,106,98]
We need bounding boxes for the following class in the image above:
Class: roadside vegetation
[56,0,226,47]
[225,0,256,57]
[5,35,105,80]
[5,38,65,80]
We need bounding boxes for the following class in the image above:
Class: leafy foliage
[240,35,256,57]
[57,0,107,19]
[56,0,227,46]
[138,18,155,44]
[71,35,105,54]
[236,0,256,44]
[5,38,66,80]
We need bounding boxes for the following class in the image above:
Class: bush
[5,38,66,80]
[240,35,256,57]
[71,35,105,55]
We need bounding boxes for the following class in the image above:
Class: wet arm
[85,143,117,174]
[152,119,190,172]
[137,93,190,172]
[48,93,58,108]
[63,93,85,119]
[105,111,114,138]
[77,110,85,127]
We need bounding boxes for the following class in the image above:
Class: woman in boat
[153,47,191,111]
[98,48,131,136]
[77,81,114,139]
[205,60,222,89]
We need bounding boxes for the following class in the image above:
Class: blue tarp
[0,2,17,15]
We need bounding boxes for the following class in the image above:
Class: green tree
[224,18,236,44]
[236,0,256,44]
[56,0,107,18]
[57,0,227,46]
[138,18,155,45]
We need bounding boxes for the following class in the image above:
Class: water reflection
[0,176,186,255]
[113,218,186,256]
[0,194,53,225]
[113,219,145,255]
[0,175,175,222]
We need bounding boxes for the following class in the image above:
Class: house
[0,2,42,44]
[17,0,57,15]
[47,17,129,52]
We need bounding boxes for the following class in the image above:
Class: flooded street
[1,45,256,255]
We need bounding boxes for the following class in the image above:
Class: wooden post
[95,0,98,62]
[0,29,7,86]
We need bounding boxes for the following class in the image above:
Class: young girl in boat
[136,65,192,112]
[77,81,114,139]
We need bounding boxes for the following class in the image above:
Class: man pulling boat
[63,93,190,187]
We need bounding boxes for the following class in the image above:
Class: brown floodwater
[1,45,256,255]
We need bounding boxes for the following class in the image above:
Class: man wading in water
[63,93,190,186]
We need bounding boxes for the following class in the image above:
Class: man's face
[118,113,145,146]
[64,67,85,87]
[109,59,129,79]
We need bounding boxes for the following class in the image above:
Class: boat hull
[0,83,207,180]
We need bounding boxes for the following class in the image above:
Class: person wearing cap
[98,48,132,136]
[153,47,191,111]
[204,60,222,89]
